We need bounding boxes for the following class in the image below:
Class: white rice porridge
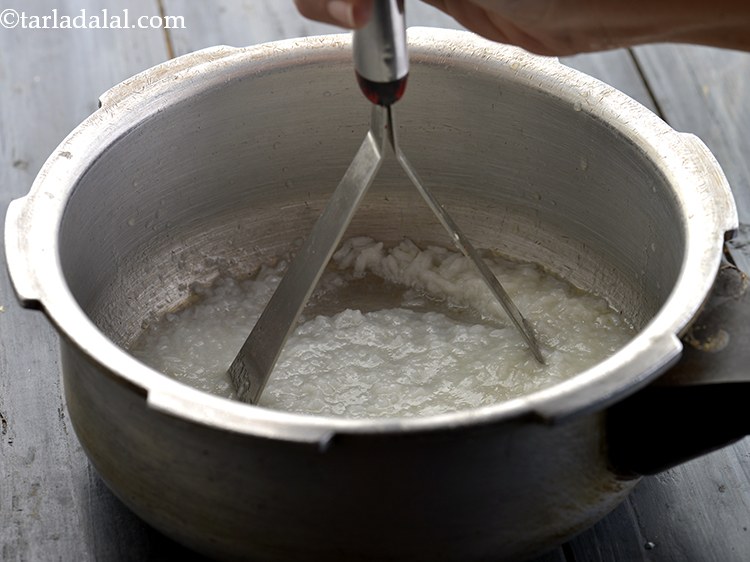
[130,237,634,418]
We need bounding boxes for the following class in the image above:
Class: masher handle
[353,0,408,105]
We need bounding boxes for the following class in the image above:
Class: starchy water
[130,237,635,418]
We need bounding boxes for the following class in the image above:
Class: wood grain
[0,0,171,559]
[2,1,748,561]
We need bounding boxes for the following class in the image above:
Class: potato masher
[229,0,542,404]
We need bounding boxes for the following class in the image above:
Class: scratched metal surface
[1,1,748,560]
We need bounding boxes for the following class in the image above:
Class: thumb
[294,0,374,28]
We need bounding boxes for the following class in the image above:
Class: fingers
[419,0,520,47]
[414,0,572,55]
[294,0,374,28]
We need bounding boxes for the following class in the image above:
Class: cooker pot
[5,29,748,560]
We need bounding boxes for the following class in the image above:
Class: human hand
[294,0,750,55]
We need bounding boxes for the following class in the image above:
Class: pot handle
[607,254,750,475]
[4,196,42,307]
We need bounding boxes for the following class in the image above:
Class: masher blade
[386,106,544,363]
[228,106,389,404]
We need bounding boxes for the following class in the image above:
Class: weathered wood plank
[628,452,750,562]
[564,501,650,561]
[166,0,341,55]
[0,1,171,560]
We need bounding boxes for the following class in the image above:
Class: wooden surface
[1,1,749,560]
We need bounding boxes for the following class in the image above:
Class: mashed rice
[130,237,634,418]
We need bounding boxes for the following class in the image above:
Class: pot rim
[5,29,737,444]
